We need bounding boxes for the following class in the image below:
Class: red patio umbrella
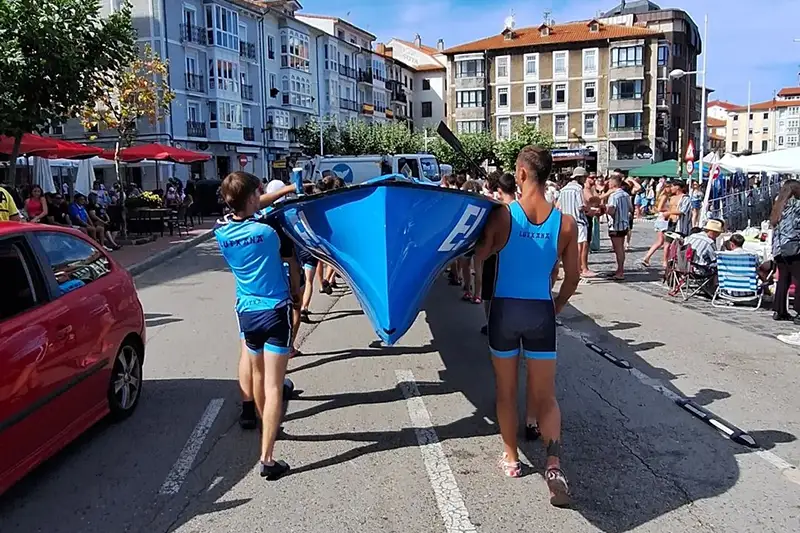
[0,133,59,156]
[101,143,211,164]
[34,139,103,159]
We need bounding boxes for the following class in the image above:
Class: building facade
[443,17,664,173]
[387,36,448,131]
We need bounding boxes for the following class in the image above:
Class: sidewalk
[112,221,215,275]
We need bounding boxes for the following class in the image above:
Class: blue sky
[299,0,800,104]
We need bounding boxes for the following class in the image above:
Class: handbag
[780,239,800,259]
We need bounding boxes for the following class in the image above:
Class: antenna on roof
[503,11,515,32]
[543,9,552,25]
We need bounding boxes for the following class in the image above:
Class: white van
[303,154,442,186]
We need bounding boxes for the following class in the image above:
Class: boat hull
[271,176,498,345]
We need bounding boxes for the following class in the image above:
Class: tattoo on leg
[546,439,561,458]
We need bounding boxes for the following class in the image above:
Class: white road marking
[159,398,225,496]
[558,323,800,485]
[396,370,478,533]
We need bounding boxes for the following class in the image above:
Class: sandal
[499,453,522,478]
[472,296,482,305]
[545,467,571,507]
[640,259,651,268]
[461,291,473,302]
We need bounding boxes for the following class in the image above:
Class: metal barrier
[707,176,782,231]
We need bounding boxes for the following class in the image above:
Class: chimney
[413,33,421,48]
[437,38,444,52]
[376,43,386,55]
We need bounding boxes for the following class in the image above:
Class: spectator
[685,219,724,267]
[44,193,73,227]
[770,180,800,323]
[69,193,109,249]
[0,183,21,222]
[24,185,48,223]
[726,233,747,252]
[667,180,693,236]
[87,192,121,250]
[605,175,631,281]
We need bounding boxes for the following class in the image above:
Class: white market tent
[719,147,800,173]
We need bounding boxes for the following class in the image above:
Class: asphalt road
[1,238,799,533]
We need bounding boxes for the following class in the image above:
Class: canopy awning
[628,159,681,178]
[0,133,59,156]
[101,143,212,164]
[34,139,103,159]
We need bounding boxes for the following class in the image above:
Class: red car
[0,222,145,494]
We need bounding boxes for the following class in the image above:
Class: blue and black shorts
[237,304,293,356]
[296,246,318,271]
[488,297,557,360]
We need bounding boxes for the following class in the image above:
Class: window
[269,73,277,97]
[280,29,310,72]
[422,102,432,117]
[733,115,739,121]
[611,80,643,100]
[779,136,785,145]
[338,30,344,40]
[672,43,682,57]
[583,81,596,105]
[218,101,242,129]
[657,80,667,103]
[582,49,597,76]
[763,126,769,134]
[455,59,484,78]
[553,51,567,77]
[657,43,669,66]
[583,113,597,137]
[497,87,509,108]
[749,113,753,120]
[554,114,567,138]
[733,128,739,135]
[555,83,567,105]
[540,84,552,110]
[524,54,538,78]
[789,135,799,146]
[762,140,769,151]
[525,115,539,127]
[611,46,643,68]
[187,101,201,123]
[207,5,239,51]
[456,90,484,108]
[671,91,682,105]
[213,59,239,92]
[497,117,511,140]
[36,233,111,294]
[496,56,509,80]
[730,141,738,152]
[422,78,431,90]
[525,86,537,107]
[457,121,485,134]
[0,240,40,319]
[268,35,275,59]
[610,112,642,130]
[763,112,769,120]
[748,140,753,151]
[48,122,64,135]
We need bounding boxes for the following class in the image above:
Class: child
[214,171,299,480]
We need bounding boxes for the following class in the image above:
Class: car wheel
[108,341,143,420]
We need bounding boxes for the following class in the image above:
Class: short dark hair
[729,234,745,248]
[454,173,467,188]
[221,171,260,212]
[497,172,516,195]
[673,180,688,192]
[516,146,552,184]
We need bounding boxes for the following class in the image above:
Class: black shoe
[239,401,257,430]
[300,309,311,323]
[260,460,290,480]
[773,312,792,321]
[525,423,541,441]
[321,280,333,295]
[330,280,339,289]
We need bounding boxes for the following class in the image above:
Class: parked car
[0,222,146,494]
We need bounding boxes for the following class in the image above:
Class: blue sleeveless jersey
[494,201,561,301]
[214,213,290,313]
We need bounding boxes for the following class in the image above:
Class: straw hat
[704,219,725,233]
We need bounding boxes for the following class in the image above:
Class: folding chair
[712,252,768,310]
[662,232,684,290]
[668,244,716,301]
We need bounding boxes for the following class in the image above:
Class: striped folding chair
[712,251,765,310]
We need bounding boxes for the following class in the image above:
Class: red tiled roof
[726,99,797,112]
[707,100,739,111]
[442,21,659,54]
[414,63,445,72]
[777,87,800,97]
[394,38,440,56]
[706,117,726,127]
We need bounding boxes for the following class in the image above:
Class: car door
[0,235,66,491]
[32,231,116,427]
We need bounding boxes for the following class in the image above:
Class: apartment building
[774,87,800,151]
[725,103,775,155]
[706,117,726,154]
[443,17,663,172]
[387,36,448,130]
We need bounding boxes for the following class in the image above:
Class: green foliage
[295,120,422,157]
[0,0,136,153]
[494,123,555,171]
[291,117,342,156]
[430,131,496,174]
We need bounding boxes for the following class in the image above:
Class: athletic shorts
[237,304,293,356]
[296,246,318,271]
[488,297,557,360]
[609,230,629,238]
[481,254,498,301]
[577,222,588,244]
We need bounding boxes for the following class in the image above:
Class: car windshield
[420,157,440,182]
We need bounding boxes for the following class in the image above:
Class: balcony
[374,71,386,82]
[609,96,643,113]
[239,41,257,61]
[361,103,374,115]
[185,73,205,93]
[186,120,206,138]
[243,127,255,141]
[340,98,358,112]
[179,24,206,45]
[391,89,407,104]
[374,102,386,113]
[608,126,644,141]
[358,69,373,84]
[339,64,357,79]
[241,84,254,101]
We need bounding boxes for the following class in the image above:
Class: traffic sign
[711,163,721,180]
[684,139,695,162]
[687,161,694,175]
[238,154,248,167]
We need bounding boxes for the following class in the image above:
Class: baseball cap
[571,167,587,179]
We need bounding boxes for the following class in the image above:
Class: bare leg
[260,353,290,463]
[238,339,254,403]
[301,265,316,312]
[611,237,625,278]
[473,257,483,301]
[642,232,665,265]
[492,355,520,464]
[250,350,265,420]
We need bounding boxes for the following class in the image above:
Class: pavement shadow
[145,312,184,328]
[287,342,436,376]
[133,241,228,290]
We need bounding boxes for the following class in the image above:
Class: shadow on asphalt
[134,243,228,290]
[145,312,184,328]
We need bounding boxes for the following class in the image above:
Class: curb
[128,230,215,278]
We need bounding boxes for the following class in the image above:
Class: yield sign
[684,139,696,162]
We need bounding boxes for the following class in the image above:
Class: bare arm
[258,184,295,210]
[474,206,509,262]
[554,215,579,314]
[285,253,302,307]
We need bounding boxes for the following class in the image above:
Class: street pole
[697,15,708,192]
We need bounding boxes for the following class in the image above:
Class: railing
[374,71,386,82]
[339,64,357,79]
[358,69,373,84]
[179,24,206,45]
[340,98,358,112]
[243,127,255,141]
[239,41,257,60]
[374,102,387,113]
[186,121,206,137]
[241,84,254,101]
[391,90,407,103]
[609,126,643,132]
[707,176,782,232]
[185,73,205,93]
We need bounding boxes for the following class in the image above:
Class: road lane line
[396,370,478,533]
[159,398,225,496]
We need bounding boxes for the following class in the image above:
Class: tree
[82,43,176,181]
[295,120,422,157]
[431,131,495,175]
[291,117,341,156]
[0,0,136,180]
[494,122,555,171]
